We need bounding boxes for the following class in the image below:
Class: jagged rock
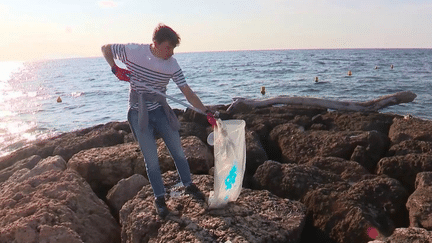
[347,176,409,226]
[389,117,432,144]
[179,122,208,143]
[320,112,397,135]
[303,176,408,243]
[376,154,432,192]
[158,136,214,174]
[254,160,408,243]
[406,172,432,230]
[181,108,212,126]
[232,106,298,140]
[0,155,41,183]
[245,130,268,174]
[305,156,373,184]
[68,143,146,197]
[3,104,432,243]
[253,160,342,200]
[0,145,52,171]
[369,227,432,243]
[52,125,125,161]
[349,130,390,172]
[0,122,127,169]
[269,123,388,166]
[107,174,149,218]
[414,171,432,189]
[387,140,432,156]
[119,171,306,243]
[0,155,120,243]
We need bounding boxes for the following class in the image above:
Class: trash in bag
[208,119,246,209]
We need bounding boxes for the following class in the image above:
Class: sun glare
[0,61,24,82]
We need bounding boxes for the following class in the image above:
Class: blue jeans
[128,107,192,198]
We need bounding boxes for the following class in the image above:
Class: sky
[0,0,431,62]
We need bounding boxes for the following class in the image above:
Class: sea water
[1,49,431,157]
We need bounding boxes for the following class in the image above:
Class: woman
[101,24,215,219]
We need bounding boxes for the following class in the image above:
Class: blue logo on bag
[225,162,238,190]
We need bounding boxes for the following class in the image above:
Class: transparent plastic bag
[208,119,246,209]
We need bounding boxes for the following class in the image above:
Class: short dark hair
[153,24,181,47]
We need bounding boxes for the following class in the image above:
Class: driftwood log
[227,91,417,113]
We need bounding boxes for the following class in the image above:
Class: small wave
[71,92,84,97]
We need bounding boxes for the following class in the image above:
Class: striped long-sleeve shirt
[111,43,187,111]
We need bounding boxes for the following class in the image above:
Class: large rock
[232,105,325,142]
[119,171,306,243]
[0,156,120,243]
[369,227,432,243]
[254,160,408,243]
[269,123,388,167]
[406,172,432,230]
[179,122,208,143]
[158,136,214,174]
[107,174,149,218]
[303,176,408,243]
[389,117,432,144]
[376,154,432,192]
[68,142,146,197]
[319,111,397,135]
[387,140,432,156]
[245,130,268,175]
[52,124,125,161]
[0,155,41,183]
[0,121,127,169]
[305,156,372,184]
[253,160,341,200]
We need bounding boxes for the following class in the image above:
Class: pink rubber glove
[111,65,131,82]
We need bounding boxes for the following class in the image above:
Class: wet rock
[389,117,432,144]
[0,155,120,243]
[119,171,307,243]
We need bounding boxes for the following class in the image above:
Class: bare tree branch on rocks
[227,91,417,113]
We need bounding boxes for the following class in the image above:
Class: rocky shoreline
[1,104,432,243]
